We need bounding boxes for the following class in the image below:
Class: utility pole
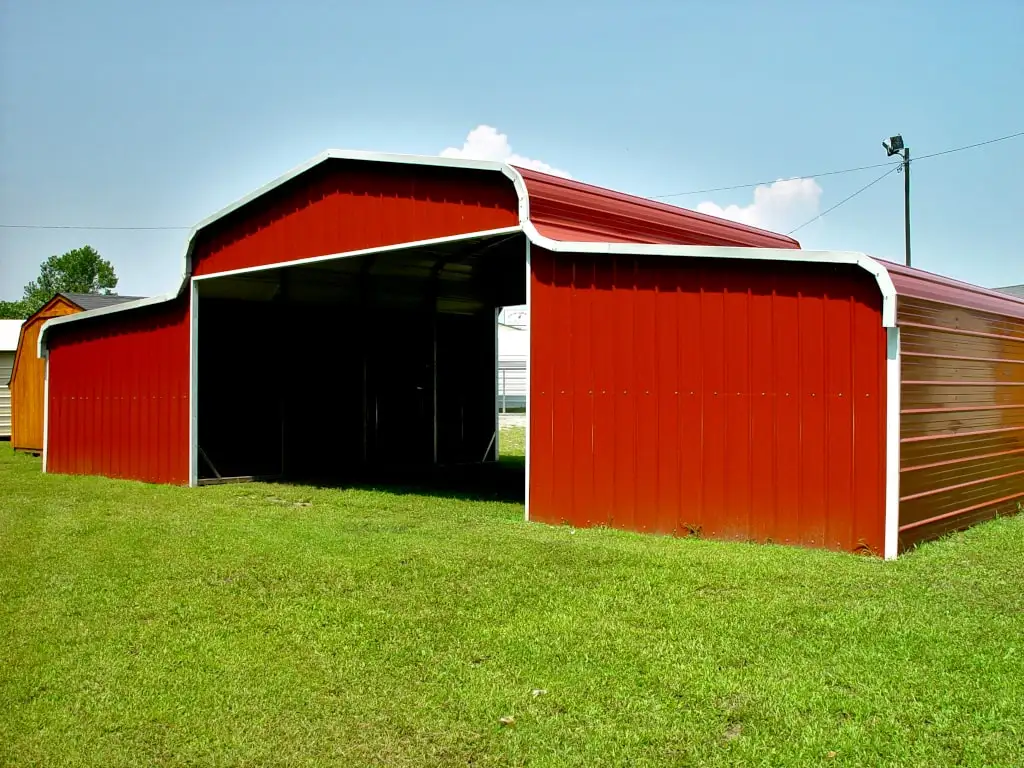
[883,134,911,267]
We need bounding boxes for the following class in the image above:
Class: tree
[20,246,118,316]
[0,300,29,320]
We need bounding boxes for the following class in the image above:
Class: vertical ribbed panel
[897,297,1024,549]
[192,162,520,276]
[530,249,887,554]
[46,299,190,485]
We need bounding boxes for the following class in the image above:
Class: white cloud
[440,125,571,178]
[696,177,823,235]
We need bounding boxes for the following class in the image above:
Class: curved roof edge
[525,234,898,327]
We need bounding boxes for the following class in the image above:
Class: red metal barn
[38,152,1024,557]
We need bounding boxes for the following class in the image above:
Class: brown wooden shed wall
[10,297,81,452]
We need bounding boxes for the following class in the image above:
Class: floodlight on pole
[882,134,911,267]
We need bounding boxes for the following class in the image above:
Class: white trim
[41,352,50,473]
[524,238,532,522]
[506,160,897,327]
[884,326,901,559]
[37,293,178,357]
[190,226,524,283]
[189,279,199,488]
[518,226,899,328]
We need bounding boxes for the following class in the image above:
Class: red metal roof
[883,260,1024,321]
[516,166,801,249]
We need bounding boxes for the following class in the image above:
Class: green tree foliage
[0,300,29,320]
[19,246,118,316]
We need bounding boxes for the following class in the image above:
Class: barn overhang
[191,227,525,310]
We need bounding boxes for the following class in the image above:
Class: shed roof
[61,293,147,311]
[0,320,22,352]
[995,283,1024,299]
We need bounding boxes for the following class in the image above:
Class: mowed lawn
[1,436,1023,767]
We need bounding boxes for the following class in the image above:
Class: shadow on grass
[272,456,526,504]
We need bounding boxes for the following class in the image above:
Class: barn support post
[884,325,901,559]
[189,278,199,488]
[432,311,439,465]
[41,353,49,473]
[359,260,370,465]
[524,239,531,521]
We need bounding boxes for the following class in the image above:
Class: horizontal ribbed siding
[898,297,1024,548]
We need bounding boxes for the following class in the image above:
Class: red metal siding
[517,168,801,248]
[530,249,887,553]
[46,298,190,485]
[896,295,1024,549]
[192,161,520,276]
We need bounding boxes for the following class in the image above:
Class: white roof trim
[189,226,524,283]
[37,149,897,354]
[519,223,898,327]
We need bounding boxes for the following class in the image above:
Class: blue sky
[2,0,1022,300]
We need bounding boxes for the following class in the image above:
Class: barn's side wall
[529,249,888,554]
[191,162,520,276]
[897,297,1024,549]
[46,298,190,484]
[11,298,81,452]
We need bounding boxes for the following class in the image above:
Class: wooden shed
[9,293,142,452]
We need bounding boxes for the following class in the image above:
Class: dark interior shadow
[271,457,526,504]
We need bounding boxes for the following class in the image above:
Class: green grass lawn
[1,433,1022,767]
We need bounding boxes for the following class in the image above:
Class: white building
[497,311,527,412]
[498,305,527,329]
[0,320,23,439]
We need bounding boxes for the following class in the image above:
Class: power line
[651,129,1024,200]
[914,130,1024,161]
[1,131,1020,231]
[652,161,899,199]
[783,130,1024,236]
[0,224,188,230]
[786,166,900,235]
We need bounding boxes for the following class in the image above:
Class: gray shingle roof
[60,293,146,311]
[994,284,1024,299]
